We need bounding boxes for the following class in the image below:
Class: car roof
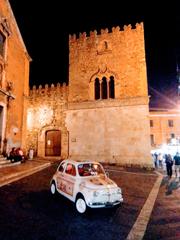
[61,159,101,166]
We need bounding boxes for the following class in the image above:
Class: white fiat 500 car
[50,159,123,213]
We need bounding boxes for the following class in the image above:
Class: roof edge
[6,0,32,61]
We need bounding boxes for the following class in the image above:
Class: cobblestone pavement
[0,159,51,187]
[143,173,180,240]
[0,161,179,239]
[0,163,157,240]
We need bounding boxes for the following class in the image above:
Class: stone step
[0,161,21,168]
[0,154,22,168]
[0,159,11,164]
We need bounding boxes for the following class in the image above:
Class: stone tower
[26,22,152,168]
[66,22,152,167]
[69,23,148,102]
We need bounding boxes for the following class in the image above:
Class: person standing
[153,152,158,168]
[173,152,180,180]
[158,153,163,168]
[8,147,16,162]
[165,154,173,178]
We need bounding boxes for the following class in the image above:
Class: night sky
[9,1,180,107]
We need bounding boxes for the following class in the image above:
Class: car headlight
[93,190,101,197]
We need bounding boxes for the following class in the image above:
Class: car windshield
[78,163,105,177]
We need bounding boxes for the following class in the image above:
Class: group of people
[152,152,180,179]
[7,147,25,163]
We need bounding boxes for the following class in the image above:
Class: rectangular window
[150,134,154,145]
[171,133,175,139]
[168,120,174,127]
[0,32,5,57]
[150,120,153,127]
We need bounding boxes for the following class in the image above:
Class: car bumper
[87,198,123,208]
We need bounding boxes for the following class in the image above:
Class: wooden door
[45,130,61,156]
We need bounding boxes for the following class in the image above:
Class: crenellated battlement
[69,22,144,44]
[69,21,147,102]
[29,82,68,100]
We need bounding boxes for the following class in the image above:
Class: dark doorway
[45,130,61,156]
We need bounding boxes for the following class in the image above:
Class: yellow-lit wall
[0,0,30,153]
[26,23,152,168]
[149,110,180,147]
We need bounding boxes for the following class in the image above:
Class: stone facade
[27,83,68,158]
[27,23,152,168]
[69,24,147,102]
[0,0,30,154]
[66,99,151,166]
[150,109,180,148]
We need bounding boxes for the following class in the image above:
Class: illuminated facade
[27,84,68,158]
[0,0,30,154]
[26,24,153,168]
[149,108,180,152]
[1,1,153,168]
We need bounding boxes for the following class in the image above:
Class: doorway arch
[45,130,61,156]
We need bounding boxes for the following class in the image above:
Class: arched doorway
[45,130,61,156]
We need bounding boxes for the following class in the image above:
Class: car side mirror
[105,171,109,178]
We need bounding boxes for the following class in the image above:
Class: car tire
[50,181,57,196]
[75,196,87,214]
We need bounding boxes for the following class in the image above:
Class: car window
[58,162,66,172]
[78,163,104,177]
[65,163,76,176]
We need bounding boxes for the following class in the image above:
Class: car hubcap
[51,183,56,194]
[76,198,86,213]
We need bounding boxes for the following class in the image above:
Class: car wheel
[50,181,57,195]
[75,196,87,214]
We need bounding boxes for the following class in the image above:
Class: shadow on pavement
[162,177,180,195]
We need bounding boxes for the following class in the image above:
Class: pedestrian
[7,147,16,162]
[165,154,173,178]
[153,152,158,168]
[157,153,163,168]
[173,152,180,180]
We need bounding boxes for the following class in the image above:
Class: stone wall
[26,22,153,168]
[27,83,68,157]
[69,23,147,102]
[0,0,30,153]
[27,83,152,167]
[66,97,151,167]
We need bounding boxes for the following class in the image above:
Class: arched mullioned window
[101,77,107,99]
[94,78,100,100]
[109,76,115,98]
[93,75,115,100]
